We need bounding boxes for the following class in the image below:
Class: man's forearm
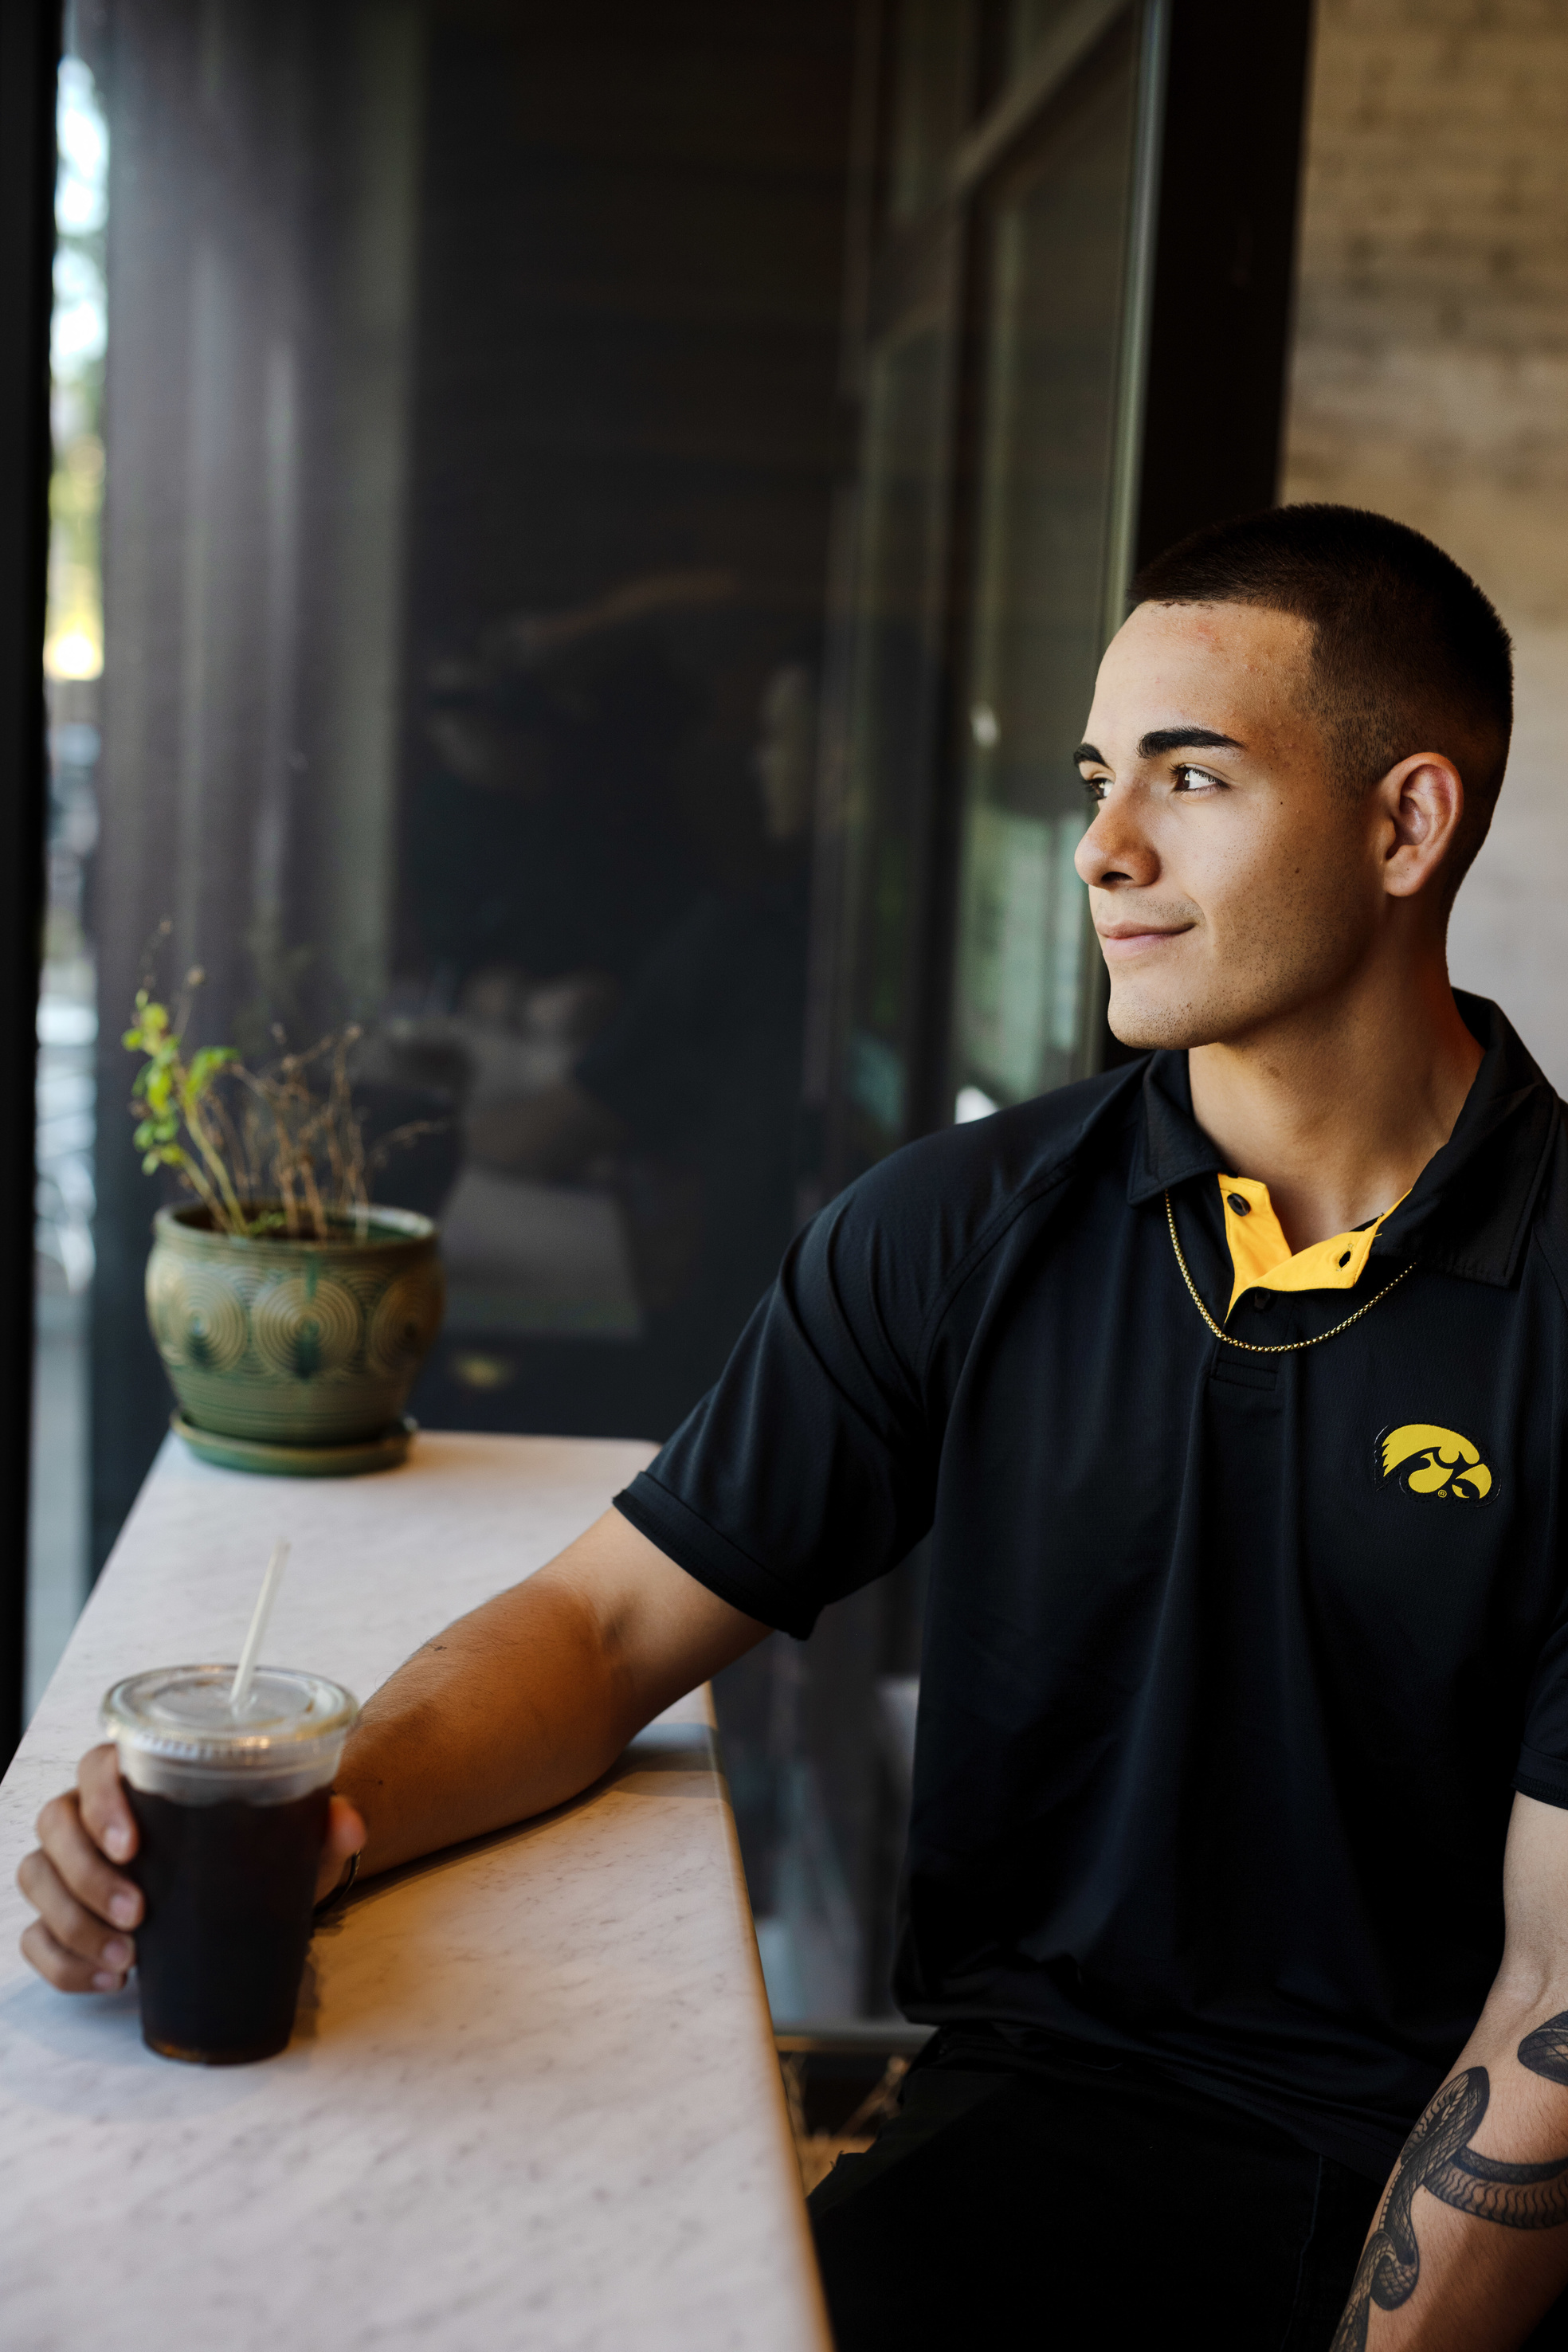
[1334,1997,1568,2350]
[329,1509,766,1884]
[335,1571,636,1880]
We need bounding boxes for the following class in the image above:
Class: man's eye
[1084,775,1109,803]
[1173,763,1225,793]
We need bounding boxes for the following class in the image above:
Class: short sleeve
[1515,1598,1568,1809]
[614,1161,943,1637]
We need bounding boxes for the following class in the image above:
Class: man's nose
[1074,794,1159,890]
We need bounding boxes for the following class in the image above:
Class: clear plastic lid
[102,1665,359,1770]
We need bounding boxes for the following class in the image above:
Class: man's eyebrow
[1137,727,1245,759]
[1074,727,1247,768]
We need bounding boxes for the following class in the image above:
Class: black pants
[809,2036,1568,2352]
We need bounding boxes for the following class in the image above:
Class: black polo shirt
[614,994,1568,2182]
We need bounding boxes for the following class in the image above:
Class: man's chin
[1105,982,1221,1054]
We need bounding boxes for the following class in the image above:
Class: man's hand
[18,1507,765,1993]
[16,1745,367,1993]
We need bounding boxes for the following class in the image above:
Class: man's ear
[1378,753,1465,900]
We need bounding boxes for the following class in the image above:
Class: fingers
[22,1763,372,1996]
[78,1742,137,1865]
[36,1782,142,1932]
[16,1844,135,1989]
[19,1911,129,1994]
[314,1795,367,1903]
[17,1751,144,1996]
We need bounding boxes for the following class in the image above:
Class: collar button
[1226,1193,1250,1216]
[1251,1288,1273,1311]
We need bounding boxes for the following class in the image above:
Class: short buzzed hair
[1130,505,1513,895]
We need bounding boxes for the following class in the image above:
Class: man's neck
[1185,959,1484,1254]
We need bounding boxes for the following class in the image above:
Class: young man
[22,507,1568,2349]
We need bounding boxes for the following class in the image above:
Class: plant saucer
[171,1413,417,1478]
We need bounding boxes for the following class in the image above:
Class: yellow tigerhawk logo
[1378,1424,1494,1503]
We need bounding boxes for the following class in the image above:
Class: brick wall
[1283,0,1568,1084]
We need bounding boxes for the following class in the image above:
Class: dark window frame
[0,0,61,1766]
[811,0,1313,1198]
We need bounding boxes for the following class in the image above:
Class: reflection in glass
[79,2,857,1560]
[951,31,1137,1109]
[836,249,958,1166]
[395,610,817,1397]
[1007,0,1083,77]
[888,0,976,220]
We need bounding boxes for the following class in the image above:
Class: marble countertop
[0,1433,829,2352]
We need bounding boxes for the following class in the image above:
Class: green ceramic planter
[146,1203,445,1450]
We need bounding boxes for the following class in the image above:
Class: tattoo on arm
[1331,2012,1568,2352]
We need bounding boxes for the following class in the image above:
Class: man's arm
[1334,1793,1568,2350]
[18,1509,769,1993]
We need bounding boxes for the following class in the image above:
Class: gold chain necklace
[1164,1189,1416,1355]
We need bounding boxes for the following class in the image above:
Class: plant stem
[183,1084,249,1234]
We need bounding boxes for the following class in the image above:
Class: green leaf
[186,1046,237,1091]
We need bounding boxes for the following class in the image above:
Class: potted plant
[126,977,445,1476]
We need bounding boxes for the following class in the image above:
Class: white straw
[229,1539,291,1715]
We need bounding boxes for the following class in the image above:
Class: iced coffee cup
[101,1664,359,2064]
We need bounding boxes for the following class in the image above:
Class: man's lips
[1096,923,1192,959]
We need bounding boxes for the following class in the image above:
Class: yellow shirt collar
[1218,1175,1407,1316]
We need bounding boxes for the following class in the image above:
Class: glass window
[1006,0,1083,78]
[71,3,857,1561]
[834,240,960,1170]
[951,25,1139,1112]
[887,0,977,220]
[30,44,108,1711]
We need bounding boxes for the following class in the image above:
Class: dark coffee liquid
[127,1782,330,2063]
